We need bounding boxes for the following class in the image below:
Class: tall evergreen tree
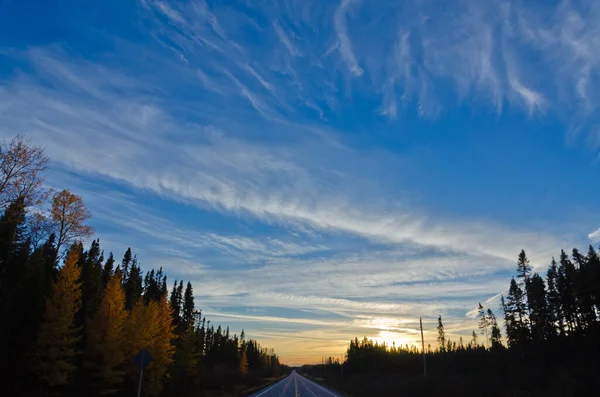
[0,196,27,296]
[503,278,529,346]
[170,280,183,330]
[477,303,489,348]
[471,331,478,348]
[558,250,578,332]
[123,255,142,310]
[526,273,553,341]
[120,248,132,285]
[546,258,563,335]
[587,245,600,314]
[101,252,115,288]
[182,281,195,331]
[28,245,83,392]
[437,315,446,352]
[79,240,104,334]
[572,248,596,329]
[516,249,532,283]
[488,309,502,350]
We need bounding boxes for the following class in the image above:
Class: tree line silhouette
[0,136,286,397]
[303,251,600,396]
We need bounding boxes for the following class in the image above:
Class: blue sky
[1,0,600,364]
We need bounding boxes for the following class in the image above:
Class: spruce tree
[79,239,104,333]
[505,278,529,345]
[437,315,445,352]
[516,249,532,283]
[546,258,563,335]
[182,281,195,331]
[572,248,596,329]
[101,253,115,287]
[526,273,552,341]
[488,309,503,350]
[587,245,600,314]
[120,248,132,285]
[558,250,578,332]
[124,255,143,310]
[471,330,478,348]
[169,280,182,330]
[0,196,27,296]
[477,303,489,348]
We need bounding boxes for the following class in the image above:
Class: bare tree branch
[0,135,49,210]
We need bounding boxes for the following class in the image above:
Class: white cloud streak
[273,22,303,57]
[333,0,363,77]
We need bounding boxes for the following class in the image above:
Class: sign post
[134,348,153,397]
[420,317,427,378]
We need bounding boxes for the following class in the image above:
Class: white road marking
[298,375,339,397]
[252,375,289,397]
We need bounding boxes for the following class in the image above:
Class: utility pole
[420,317,427,378]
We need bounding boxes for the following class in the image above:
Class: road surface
[247,371,342,397]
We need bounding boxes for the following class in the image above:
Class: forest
[301,249,600,396]
[0,136,287,397]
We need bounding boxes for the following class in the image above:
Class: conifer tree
[240,349,248,378]
[102,253,115,287]
[526,273,552,341]
[120,248,132,285]
[504,278,529,345]
[546,258,563,335]
[28,245,83,391]
[488,309,502,350]
[170,280,183,331]
[182,281,195,331]
[516,249,532,283]
[85,272,128,396]
[0,196,27,298]
[477,303,489,348]
[471,330,478,348]
[79,240,104,332]
[437,315,446,352]
[124,255,143,310]
[145,295,175,397]
[558,250,578,332]
[587,245,600,313]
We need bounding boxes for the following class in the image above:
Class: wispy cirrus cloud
[333,0,363,77]
[1,0,598,364]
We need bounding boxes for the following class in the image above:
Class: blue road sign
[134,348,153,369]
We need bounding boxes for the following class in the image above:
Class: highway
[247,371,342,397]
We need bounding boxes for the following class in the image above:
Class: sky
[1,0,600,365]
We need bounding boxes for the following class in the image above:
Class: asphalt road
[247,371,342,397]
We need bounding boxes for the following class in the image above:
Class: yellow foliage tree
[29,245,82,391]
[86,273,128,395]
[123,295,175,397]
[240,350,248,378]
[123,299,157,382]
[50,189,93,256]
[145,295,176,397]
